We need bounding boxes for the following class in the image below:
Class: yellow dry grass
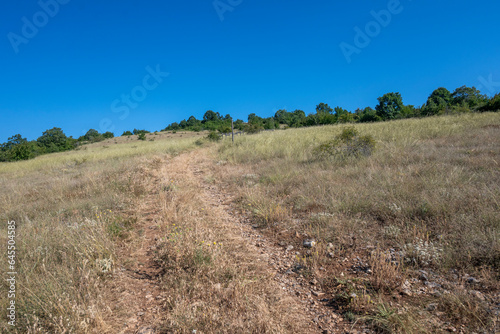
[1,112,499,333]
[214,112,500,333]
[0,136,196,333]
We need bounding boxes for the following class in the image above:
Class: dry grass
[2,112,499,333]
[437,288,492,330]
[0,136,196,333]
[369,250,403,293]
[218,113,500,271]
[152,152,313,333]
[215,112,500,332]
[0,133,198,176]
[362,301,419,334]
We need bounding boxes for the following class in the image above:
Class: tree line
[1,86,499,162]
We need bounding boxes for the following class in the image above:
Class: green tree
[305,113,318,126]
[0,134,36,161]
[9,141,35,161]
[274,109,292,125]
[315,103,335,124]
[2,134,27,150]
[451,86,488,109]
[479,93,499,112]
[122,130,133,136]
[187,116,201,127]
[290,109,306,127]
[203,110,221,123]
[102,131,114,139]
[334,106,352,123]
[133,129,149,135]
[262,117,278,129]
[421,87,452,115]
[316,103,333,114]
[233,119,244,130]
[400,105,416,118]
[37,127,73,153]
[248,113,263,125]
[358,107,380,123]
[376,92,404,120]
[83,129,101,142]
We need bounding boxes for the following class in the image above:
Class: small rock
[466,276,479,284]
[419,270,429,281]
[350,293,357,298]
[310,279,318,285]
[327,243,334,249]
[426,303,438,311]
[312,290,325,297]
[137,312,145,316]
[401,280,412,296]
[303,240,316,248]
[424,281,442,289]
[401,289,412,296]
[327,252,334,258]
[470,290,485,301]
[137,327,155,334]
[287,245,294,252]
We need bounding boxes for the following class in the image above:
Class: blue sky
[1,0,499,142]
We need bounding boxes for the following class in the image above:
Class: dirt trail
[107,149,346,333]
[106,160,166,334]
[184,150,347,333]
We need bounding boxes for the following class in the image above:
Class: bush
[480,93,500,112]
[314,127,376,160]
[245,124,263,134]
[102,131,114,139]
[137,133,146,141]
[206,131,221,142]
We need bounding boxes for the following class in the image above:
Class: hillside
[1,112,499,333]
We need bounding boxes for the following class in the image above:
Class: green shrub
[314,127,376,160]
[245,124,262,134]
[137,133,146,141]
[206,131,221,142]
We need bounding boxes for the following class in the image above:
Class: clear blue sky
[1,0,499,142]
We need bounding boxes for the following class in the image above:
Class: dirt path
[107,149,347,333]
[105,159,166,334]
[185,150,348,334]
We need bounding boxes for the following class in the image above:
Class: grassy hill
[1,112,499,333]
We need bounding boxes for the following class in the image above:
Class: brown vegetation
[1,113,499,333]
